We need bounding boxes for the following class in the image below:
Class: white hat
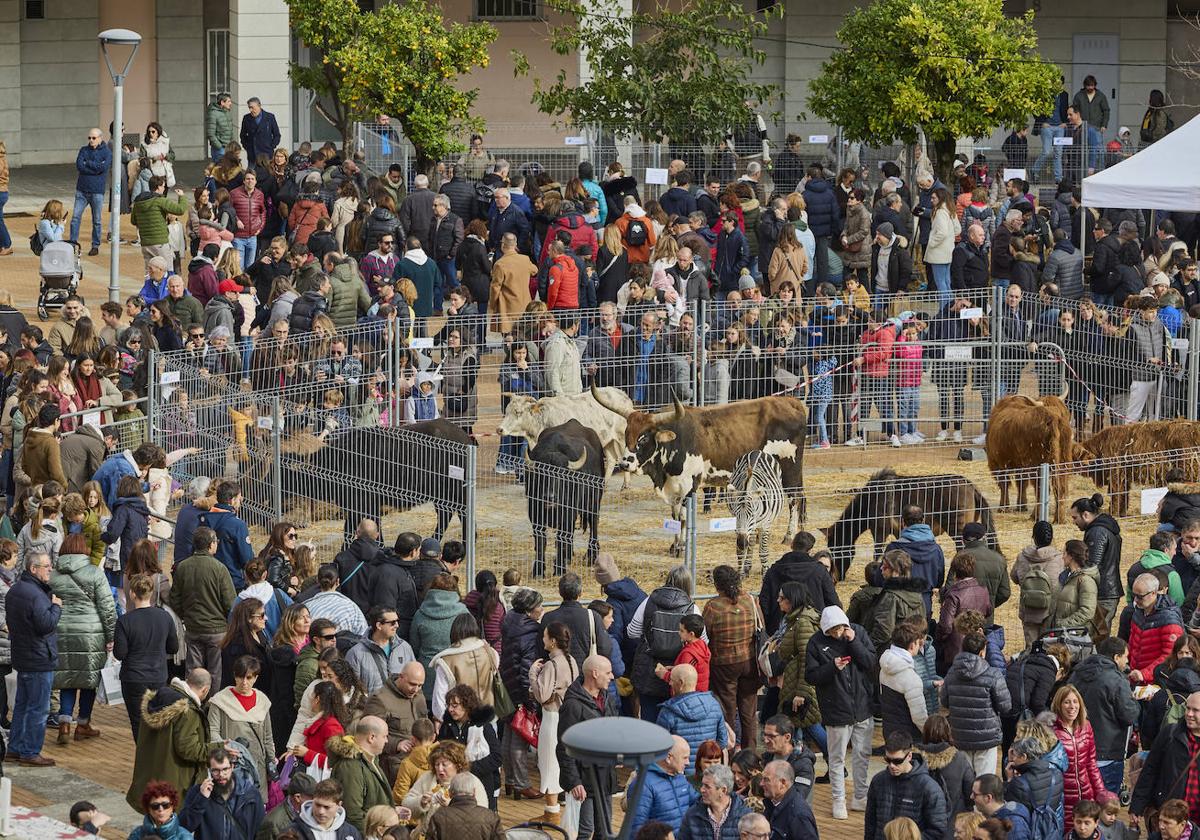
[1118,126,1131,137]
[820,605,851,633]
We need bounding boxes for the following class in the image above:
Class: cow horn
[591,383,632,419]
[566,446,588,471]
[672,395,686,421]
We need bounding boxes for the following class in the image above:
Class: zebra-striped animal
[727,450,786,575]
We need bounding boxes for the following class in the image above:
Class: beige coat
[840,203,872,269]
[767,245,808,295]
[529,650,578,712]
[206,687,275,801]
[489,252,536,334]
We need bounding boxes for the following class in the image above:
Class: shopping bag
[96,655,123,706]
[561,794,581,840]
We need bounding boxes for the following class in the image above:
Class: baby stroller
[37,240,82,321]
[1038,626,1096,664]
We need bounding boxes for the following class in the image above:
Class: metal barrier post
[693,300,705,407]
[146,348,158,439]
[1037,462,1051,523]
[271,396,283,521]
[1189,318,1200,421]
[990,285,1002,413]
[465,443,477,584]
[686,492,697,582]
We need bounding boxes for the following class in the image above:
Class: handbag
[511,703,540,747]
[96,654,123,705]
[492,669,515,719]
[757,619,787,679]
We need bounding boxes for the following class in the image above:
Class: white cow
[498,388,634,484]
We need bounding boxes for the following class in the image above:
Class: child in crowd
[101,474,150,586]
[115,390,147,451]
[62,492,104,566]
[895,319,925,444]
[655,614,710,692]
[392,718,437,805]
[316,388,350,440]
[808,343,837,449]
[499,569,523,609]
[1073,800,1103,840]
[1099,797,1138,840]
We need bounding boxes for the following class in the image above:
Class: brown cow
[985,394,1075,523]
[1076,420,1200,516]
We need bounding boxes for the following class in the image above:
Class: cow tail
[977,489,999,550]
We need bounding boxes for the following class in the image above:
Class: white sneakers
[900,433,922,445]
[850,798,868,812]
[844,437,863,446]
[832,801,848,820]
[889,434,901,448]
[973,433,987,445]
[954,431,963,443]
[936,429,950,441]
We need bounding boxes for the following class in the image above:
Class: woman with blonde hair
[1052,684,1108,830]
[954,812,985,840]
[37,199,68,248]
[363,805,401,840]
[400,739,487,835]
[884,817,922,840]
[215,247,242,282]
[0,139,10,255]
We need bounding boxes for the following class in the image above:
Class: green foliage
[808,0,1060,173]
[287,0,496,167]
[514,0,781,143]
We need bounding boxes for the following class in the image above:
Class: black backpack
[625,219,648,248]
[646,600,691,661]
[29,231,43,257]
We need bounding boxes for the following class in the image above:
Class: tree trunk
[932,138,958,186]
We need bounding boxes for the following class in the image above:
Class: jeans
[898,386,920,436]
[804,723,828,755]
[1031,125,1064,182]
[813,397,831,444]
[929,262,951,307]
[59,687,96,723]
[71,190,105,248]
[861,375,895,437]
[639,695,663,723]
[1099,760,1123,794]
[813,236,832,285]
[827,718,872,804]
[435,257,458,311]
[574,768,612,840]
[11,669,54,757]
[210,145,225,164]
[498,435,527,474]
[0,191,10,249]
[233,236,257,269]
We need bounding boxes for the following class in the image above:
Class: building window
[756,0,777,10]
[475,0,539,20]
[25,0,45,19]
[207,29,230,104]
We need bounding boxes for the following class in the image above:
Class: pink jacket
[859,326,894,379]
[230,186,268,238]
[199,223,233,251]
[894,335,924,387]
[1054,719,1109,836]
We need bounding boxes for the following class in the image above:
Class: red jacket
[664,638,711,693]
[1054,719,1108,833]
[1126,599,1183,685]
[301,713,345,766]
[546,254,580,310]
[540,213,598,264]
[230,186,267,238]
[859,325,895,379]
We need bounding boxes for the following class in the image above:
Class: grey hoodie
[295,800,349,840]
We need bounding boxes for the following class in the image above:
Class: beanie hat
[877,222,895,239]
[819,605,851,633]
[594,552,619,586]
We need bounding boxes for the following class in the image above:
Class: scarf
[73,372,102,407]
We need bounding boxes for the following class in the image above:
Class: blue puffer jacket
[655,690,729,772]
[76,143,113,194]
[678,791,752,840]
[629,761,698,836]
[802,178,841,237]
[886,524,946,613]
[604,577,647,661]
[7,571,61,672]
[93,450,138,510]
[499,610,541,706]
[129,814,194,840]
[199,507,254,591]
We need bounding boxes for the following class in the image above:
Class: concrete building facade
[1,0,1195,166]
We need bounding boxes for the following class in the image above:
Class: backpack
[29,230,44,256]
[625,218,648,248]
[1165,689,1189,728]
[1019,565,1055,619]
[475,181,496,213]
[646,600,691,661]
[1016,771,1063,840]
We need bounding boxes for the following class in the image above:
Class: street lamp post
[561,717,674,840]
[99,29,142,304]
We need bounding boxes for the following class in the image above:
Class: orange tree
[288,0,496,171]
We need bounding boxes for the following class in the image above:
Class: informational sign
[944,345,973,361]
[257,416,274,430]
[448,465,465,482]
[1003,169,1027,182]
[410,337,434,349]
[1141,487,1169,516]
[1054,136,1074,146]
[82,412,102,430]
[663,518,682,534]
[160,370,180,385]
[808,135,829,144]
[709,517,737,533]
[1172,338,1190,352]
[644,168,669,186]
[960,307,983,320]
[564,136,588,146]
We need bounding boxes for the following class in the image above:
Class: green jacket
[49,552,116,689]
[846,582,882,627]
[166,294,205,334]
[961,539,1011,608]
[1127,549,1186,607]
[206,102,235,150]
[294,643,320,710]
[1054,565,1099,629]
[168,552,236,635]
[869,577,927,653]
[127,681,214,813]
[328,734,393,833]
[130,191,188,246]
[777,605,821,728]
[326,258,371,332]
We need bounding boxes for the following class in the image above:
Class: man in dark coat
[863,731,948,840]
[59,423,115,494]
[1069,638,1141,794]
[540,572,612,668]
[127,672,215,812]
[438,164,478,221]
[951,224,990,290]
[759,531,841,633]
[334,519,382,616]
[760,762,819,840]
[1005,738,1064,839]
[1131,690,1200,821]
[972,775,1032,840]
[805,605,876,818]
[370,533,420,640]
[940,633,1012,778]
[180,746,264,840]
[7,552,62,766]
[660,171,698,219]
[802,166,841,284]
[238,97,282,164]
[958,522,1011,608]
[558,656,619,840]
[425,775,505,840]
[884,506,946,614]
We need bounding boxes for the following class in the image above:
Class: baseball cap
[419,537,441,560]
[218,278,244,294]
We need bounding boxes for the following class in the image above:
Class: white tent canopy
[1082,115,1200,211]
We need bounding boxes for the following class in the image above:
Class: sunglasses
[885,754,910,766]
[318,634,337,641]
[381,619,399,626]
[285,532,297,539]
[148,802,172,811]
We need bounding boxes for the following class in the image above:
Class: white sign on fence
[960,308,983,320]
[644,168,669,186]
[944,345,973,361]
[663,518,682,534]
[1141,487,1169,516]
[709,517,737,533]
[1173,338,1190,352]
[563,136,588,146]
[448,465,465,482]
[1003,169,1027,182]
[808,135,829,144]
[256,416,274,430]
[1054,136,1074,146]
[82,411,102,430]
[410,337,434,350]
[160,371,180,385]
